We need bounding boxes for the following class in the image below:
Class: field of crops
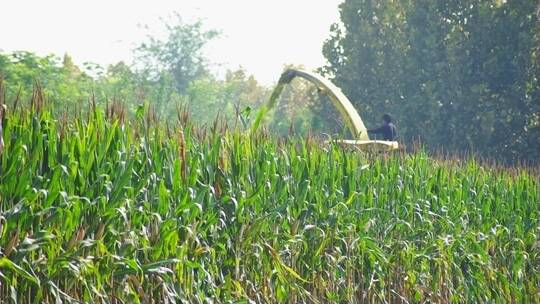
[0,89,538,303]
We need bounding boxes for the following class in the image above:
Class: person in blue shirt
[368,113,397,141]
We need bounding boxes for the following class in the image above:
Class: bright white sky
[0,0,342,85]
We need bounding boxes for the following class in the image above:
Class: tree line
[1,4,537,164]
[0,13,268,126]
[321,0,539,164]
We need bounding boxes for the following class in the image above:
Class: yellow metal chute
[252,68,398,151]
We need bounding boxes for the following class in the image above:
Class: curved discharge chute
[252,68,398,151]
[252,68,369,139]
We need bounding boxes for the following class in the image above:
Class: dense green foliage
[0,86,538,303]
[1,4,538,303]
[0,14,269,125]
[0,52,94,108]
[0,50,269,125]
[322,0,539,164]
[2,4,537,164]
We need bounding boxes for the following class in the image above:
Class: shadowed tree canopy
[322,0,539,164]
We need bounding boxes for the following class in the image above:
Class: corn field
[0,85,539,303]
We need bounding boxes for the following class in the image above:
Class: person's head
[382,113,392,124]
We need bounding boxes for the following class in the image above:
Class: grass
[0,84,538,303]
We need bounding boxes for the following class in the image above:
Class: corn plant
[0,84,538,303]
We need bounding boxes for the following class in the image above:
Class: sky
[0,0,342,85]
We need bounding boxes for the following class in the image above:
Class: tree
[323,0,539,163]
[185,68,269,126]
[134,13,219,93]
[62,54,83,79]
[0,51,94,109]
